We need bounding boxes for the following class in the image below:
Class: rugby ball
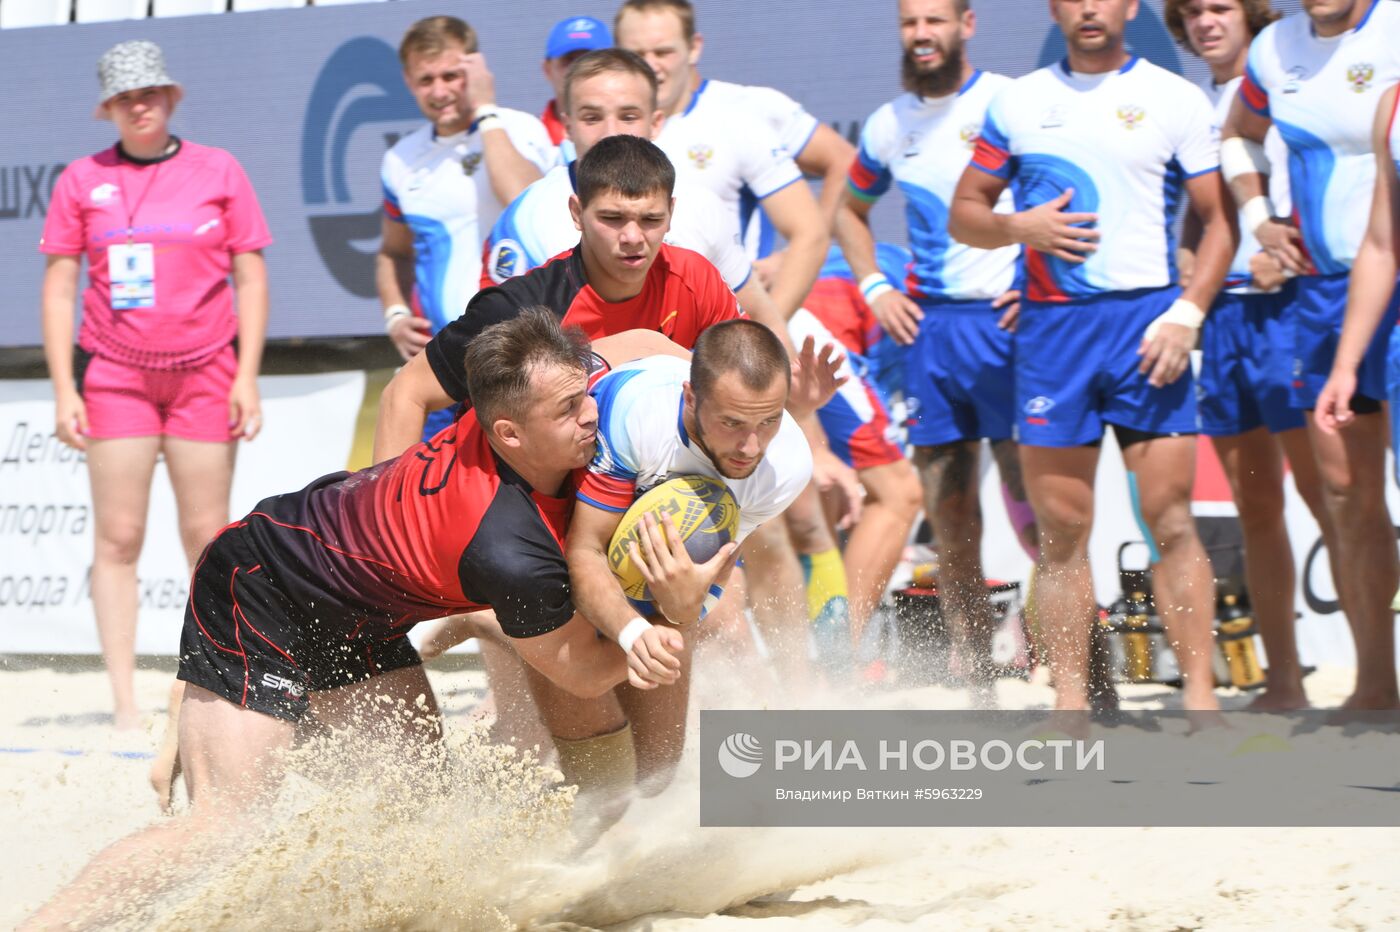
[608,475,740,609]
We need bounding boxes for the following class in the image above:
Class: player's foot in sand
[1321,685,1400,722]
[1245,687,1310,711]
[113,708,142,731]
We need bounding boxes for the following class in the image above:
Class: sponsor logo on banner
[0,163,67,221]
[300,36,420,298]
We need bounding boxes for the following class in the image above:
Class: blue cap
[545,15,612,60]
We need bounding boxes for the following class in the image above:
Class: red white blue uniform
[851,71,1021,445]
[1239,0,1400,407]
[971,56,1217,446]
[1197,75,1303,436]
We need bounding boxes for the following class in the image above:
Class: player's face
[687,372,788,480]
[571,188,673,293]
[1301,0,1359,27]
[564,72,666,157]
[1178,0,1250,66]
[518,363,599,470]
[1051,0,1138,53]
[403,44,471,133]
[899,0,974,96]
[615,9,701,115]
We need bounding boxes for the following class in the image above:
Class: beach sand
[2,656,1398,930]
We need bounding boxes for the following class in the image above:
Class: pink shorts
[77,344,237,443]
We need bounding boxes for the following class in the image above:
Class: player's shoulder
[386,123,434,160]
[495,106,550,137]
[655,242,728,287]
[752,414,815,496]
[594,356,687,430]
[968,70,1015,98]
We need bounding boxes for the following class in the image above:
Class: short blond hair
[399,16,479,67]
[614,0,697,44]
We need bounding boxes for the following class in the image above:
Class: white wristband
[383,302,411,326]
[1143,298,1206,343]
[859,272,895,304]
[1220,136,1271,183]
[1240,196,1273,238]
[617,617,652,654]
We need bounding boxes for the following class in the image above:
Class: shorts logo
[490,238,525,282]
[1024,396,1054,425]
[1346,63,1374,94]
[461,151,483,176]
[1116,104,1146,130]
[688,143,715,170]
[260,672,305,699]
[90,183,118,205]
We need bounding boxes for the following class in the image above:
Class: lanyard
[113,137,179,246]
[116,159,162,247]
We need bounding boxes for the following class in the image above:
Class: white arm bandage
[617,617,652,654]
[1239,196,1274,237]
[1220,136,1271,183]
[1143,299,1206,343]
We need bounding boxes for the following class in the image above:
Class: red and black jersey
[238,410,576,639]
[426,243,742,403]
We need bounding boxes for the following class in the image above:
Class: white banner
[0,372,364,654]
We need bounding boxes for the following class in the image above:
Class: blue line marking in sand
[1,746,154,760]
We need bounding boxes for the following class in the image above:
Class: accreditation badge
[109,242,156,310]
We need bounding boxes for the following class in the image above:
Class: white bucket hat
[95,40,181,119]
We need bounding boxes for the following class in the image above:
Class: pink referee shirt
[40,140,272,369]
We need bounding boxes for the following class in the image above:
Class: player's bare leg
[1212,427,1309,710]
[1021,444,1100,712]
[843,459,922,647]
[523,664,633,843]
[742,518,814,693]
[914,441,998,701]
[413,611,553,752]
[1121,434,1221,712]
[1305,410,1400,709]
[22,684,296,930]
[150,679,186,812]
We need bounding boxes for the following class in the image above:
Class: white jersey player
[1222,0,1400,712]
[580,353,812,541]
[381,110,554,331]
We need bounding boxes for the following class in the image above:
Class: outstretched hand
[787,334,848,418]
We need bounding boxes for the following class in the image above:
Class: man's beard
[901,41,965,98]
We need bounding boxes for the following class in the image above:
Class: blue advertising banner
[0,0,1299,346]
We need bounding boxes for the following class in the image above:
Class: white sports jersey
[655,79,804,259]
[580,355,813,541]
[380,110,557,332]
[1241,1,1400,275]
[849,71,1019,301]
[973,57,1219,302]
[1205,76,1292,294]
[482,162,752,290]
[694,78,822,258]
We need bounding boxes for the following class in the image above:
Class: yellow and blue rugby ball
[608,475,739,610]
